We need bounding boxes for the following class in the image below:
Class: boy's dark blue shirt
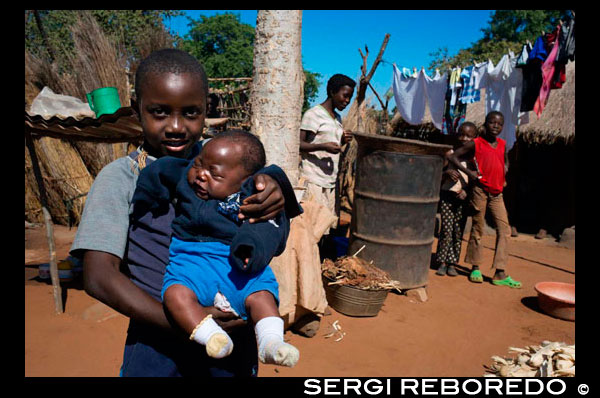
[131,156,293,274]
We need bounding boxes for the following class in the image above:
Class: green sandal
[492,276,522,289]
[469,269,483,283]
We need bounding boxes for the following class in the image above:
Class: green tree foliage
[303,69,322,114]
[428,10,572,72]
[25,10,322,113]
[25,10,181,70]
[180,12,321,112]
[181,12,255,78]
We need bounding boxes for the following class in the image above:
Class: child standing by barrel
[448,111,521,288]
[435,122,478,277]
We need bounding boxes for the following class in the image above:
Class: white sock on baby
[255,316,299,367]
[190,315,233,359]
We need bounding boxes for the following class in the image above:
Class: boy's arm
[240,164,303,222]
[447,141,478,181]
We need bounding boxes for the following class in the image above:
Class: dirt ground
[25,222,575,377]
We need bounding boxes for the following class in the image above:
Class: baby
[131,129,299,367]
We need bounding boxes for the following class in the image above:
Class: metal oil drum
[348,133,451,289]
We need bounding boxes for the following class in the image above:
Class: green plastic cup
[86,87,121,117]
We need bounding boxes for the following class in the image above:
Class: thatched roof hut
[466,61,575,145]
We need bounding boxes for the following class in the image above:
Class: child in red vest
[448,111,521,288]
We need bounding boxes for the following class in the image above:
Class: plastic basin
[534,281,575,321]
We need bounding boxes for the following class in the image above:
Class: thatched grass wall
[25,10,156,225]
[25,137,94,226]
[337,98,382,213]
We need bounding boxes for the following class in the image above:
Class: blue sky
[165,10,494,116]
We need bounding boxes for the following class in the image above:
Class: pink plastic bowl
[534,282,575,321]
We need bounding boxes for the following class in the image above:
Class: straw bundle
[25,137,94,226]
[129,22,175,81]
[338,98,381,213]
[25,12,138,224]
[322,256,402,292]
[64,11,131,177]
[25,146,44,224]
[342,98,378,134]
[26,50,91,225]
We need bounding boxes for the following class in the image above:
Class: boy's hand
[467,170,479,181]
[446,170,461,182]
[321,142,342,154]
[239,174,284,223]
[341,130,353,145]
[206,307,246,332]
[457,189,467,200]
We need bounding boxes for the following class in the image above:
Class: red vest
[474,136,505,195]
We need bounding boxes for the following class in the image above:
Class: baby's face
[187,139,250,201]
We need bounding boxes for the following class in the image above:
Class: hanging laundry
[534,25,561,118]
[516,42,533,66]
[425,69,449,130]
[401,67,413,78]
[449,67,462,106]
[557,17,575,63]
[441,67,467,135]
[519,37,545,112]
[392,64,448,130]
[528,36,548,62]
[544,25,566,89]
[473,54,523,150]
[551,61,567,89]
[442,89,466,135]
[458,65,481,104]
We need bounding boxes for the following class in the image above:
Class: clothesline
[391,17,575,151]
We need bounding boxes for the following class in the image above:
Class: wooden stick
[352,244,366,257]
[25,128,63,314]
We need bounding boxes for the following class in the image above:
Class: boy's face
[484,114,504,137]
[331,85,354,112]
[187,138,250,201]
[458,126,477,144]
[136,72,206,158]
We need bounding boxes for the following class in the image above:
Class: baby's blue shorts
[162,236,279,320]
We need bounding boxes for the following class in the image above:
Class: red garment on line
[534,25,562,117]
[474,136,505,195]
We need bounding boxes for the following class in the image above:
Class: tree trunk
[250,10,304,185]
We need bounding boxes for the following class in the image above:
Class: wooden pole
[355,33,391,131]
[25,129,63,314]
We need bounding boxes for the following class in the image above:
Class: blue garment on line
[528,36,548,62]
[458,65,481,104]
[162,237,279,321]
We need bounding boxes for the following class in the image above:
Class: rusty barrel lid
[352,132,452,157]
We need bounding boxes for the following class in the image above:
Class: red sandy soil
[25,224,574,377]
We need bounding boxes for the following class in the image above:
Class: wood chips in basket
[322,256,402,292]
